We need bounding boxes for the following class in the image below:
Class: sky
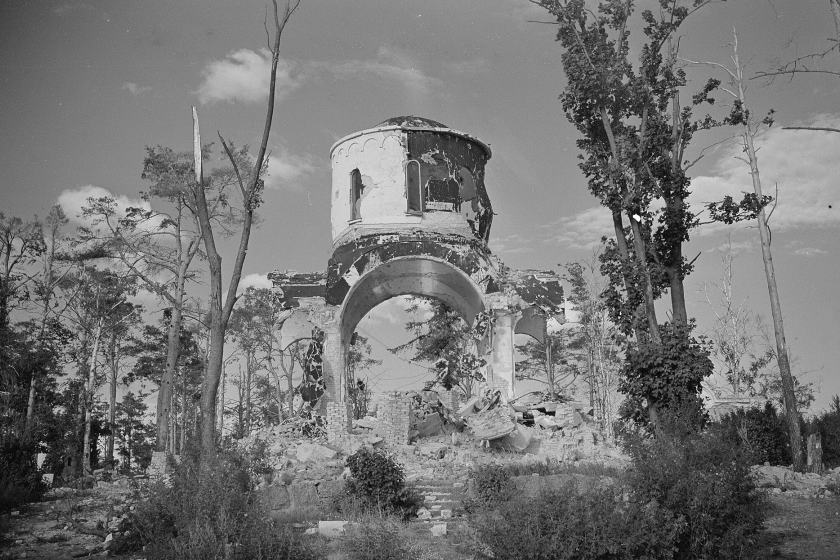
[1,0,838,412]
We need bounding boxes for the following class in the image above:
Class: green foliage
[461,464,514,514]
[470,482,682,560]
[624,413,768,560]
[0,433,46,513]
[120,445,318,560]
[342,518,419,560]
[343,447,422,520]
[619,322,712,425]
[708,403,792,466]
[809,395,840,468]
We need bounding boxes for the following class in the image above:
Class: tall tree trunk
[831,0,840,39]
[106,331,117,465]
[82,319,103,475]
[194,0,300,459]
[180,361,186,454]
[733,41,804,472]
[156,301,183,452]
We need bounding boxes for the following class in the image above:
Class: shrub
[343,447,422,520]
[470,482,683,560]
[810,395,840,469]
[624,413,768,560]
[0,434,46,513]
[461,463,514,514]
[709,403,791,465]
[342,517,419,560]
[117,444,320,560]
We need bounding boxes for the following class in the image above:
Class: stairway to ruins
[412,478,467,522]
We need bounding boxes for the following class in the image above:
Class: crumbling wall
[379,392,413,445]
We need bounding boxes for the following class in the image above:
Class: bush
[470,482,683,560]
[119,444,320,560]
[624,413,768,560]
[810,395,840,469]
[343,447,422,520]
[461,464,514,514]
[709,403,791,465]
[342,517,419,560]
[0,434,46,513]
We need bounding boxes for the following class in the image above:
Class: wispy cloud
[544,206,614,251]
[121,82,152,96]
[491,233,535,255]
[264,147,320,191]
[693,114,840,234]
[194,49,302,104]
[317,46,442,107]
[792,247,827,257]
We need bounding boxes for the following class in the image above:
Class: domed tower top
[329,116,493,248]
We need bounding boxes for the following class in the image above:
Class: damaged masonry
[267,116,571,444]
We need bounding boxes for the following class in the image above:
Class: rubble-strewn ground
[2,464,839,559]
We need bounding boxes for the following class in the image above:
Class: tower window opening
[350,168,363,221]
[406,160,422,213]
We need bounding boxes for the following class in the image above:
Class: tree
[536,0,725,424]
[25,206,71,434]
[391,298,486,398]
[515,331,580,399]
[684,30,805,471]
[192,0,301,459]
[347,333,381,419]
[80,147,204,453]
[0,213,44,392]
[563,258,625,434]
[115,391,155,474]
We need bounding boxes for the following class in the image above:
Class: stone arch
[335,255,487,401]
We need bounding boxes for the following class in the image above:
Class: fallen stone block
[318,520,348,538]
[296,442,338,463]
[431,523,447,537]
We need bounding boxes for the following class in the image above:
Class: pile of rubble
[751,464,840,499]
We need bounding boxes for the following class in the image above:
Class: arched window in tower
[350,168,363,221]
[405,160,422,213]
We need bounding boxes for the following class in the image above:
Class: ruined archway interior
[268,117,566,440]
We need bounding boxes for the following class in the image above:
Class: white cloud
[491,233,535,255]
[545,206,614,251]
[195,49,301,104]
[693,114,840,235]
[121,82,152,95]
[793,247,827,257]
[238,273,273,292]
[264,148,320,190]
[319,46,442,106]
[58,185,151,225]
[360,295,432,328]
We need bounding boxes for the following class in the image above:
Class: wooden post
[807,433,823,475]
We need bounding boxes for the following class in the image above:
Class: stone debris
[751,464,840,498]
[318,520,348,538]
[430,523,447,537]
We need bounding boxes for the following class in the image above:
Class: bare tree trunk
[194,0,300,459]
[106,332,117,465]
[731,36,804,472]
[82,319,103,475]
[180,361,186,454]
[831,0,840,39]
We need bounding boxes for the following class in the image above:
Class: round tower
[329,116,493,248]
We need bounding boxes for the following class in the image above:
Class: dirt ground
[2,487,838,559]
[754,494,840,560]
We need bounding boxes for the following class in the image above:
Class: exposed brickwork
[379,391,413,445]
[438,389,460,412]
[325,401,351,442]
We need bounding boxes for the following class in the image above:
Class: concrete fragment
[318,520,348,538]
[431,523,447,537]
[491,424,534,453]
[296,442,338,463]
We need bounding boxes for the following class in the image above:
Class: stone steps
[412,478,466,521]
